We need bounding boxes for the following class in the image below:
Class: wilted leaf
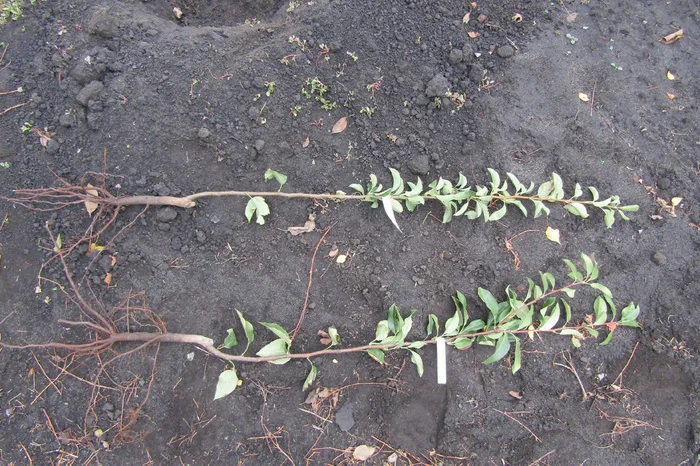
[331,116,348,134]
[509,390,523,400]
[545,226,561,244]
[666,92,675,100]
[352,445,376,461]
[462,11,471,24]
[336,254,347,264]
[666,71,676,80]
[302,136,310,148]
[578,92,590,102]
[467,31,480,38]
[671,197,682,206]
[566,12,577,23]
[288,214,316,236]
[104,273,112,285]
[660,28,683,44]
[214,369,239,400]
[303,362,317,390]
[84,184,99,216]
[173,7,183,19]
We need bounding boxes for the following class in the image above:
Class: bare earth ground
[0,0,698,464]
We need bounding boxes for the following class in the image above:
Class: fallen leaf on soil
[578,92,590,102]
[545,226,561,244]
[509,390,523,400]
[666,92,675,100]
[477,13,487,23]
[566,12,578,23]
[302,136,310,148]
[462,11,471,24]
[287,214,316,235]
[328,247,339,258]
[352,445,376,461]
[512,13,523,23]
[87,242,104,254]
[660,29,683,44]
[104,273,112,286]
[336,254,347,264]
[318,329,332,345]
[671,197,682,206]
[84,184,99,216]
[467,31,480,38]
[173,7,183,19]
[331,116,348,134]
[666,71,676,80]
[470,2,477,8]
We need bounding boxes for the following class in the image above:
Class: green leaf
[214,368,239,400]
[223,328,238,349]
[349,183,365,194]
[619,302,640,327]
[408,350,424,377]
[562,259,584,282]
[388,167,405,194]
[600,331,614,346]
[268,357,291,365]
[264,169,288,190]
[483,333,511,364]
[375,320,390,341]
[256,338,289,358]
[303,362,317,390]
[559,328,584,339]
[55,234,63,251]
[571,335,582,348]
[573,183,583,198]
[328,327,340,346]
[512,338,522,374]
[381,196,403,232]
[405,177,423,196]
[593,296,608,325]
[589,283,612,299]
[581,254,595,279]
[539,303,560,331]
[487,168,501,190]
[260,322,291,344]
[605,296,617,321]
[236,310,255,355]
[561,288,576,299]
[564,202,589,218]
[603,209,615,228]
[506,172,523,192]
[532,200,550,218]
[451,337,474,349]
[551,173,564,198]
[462,319,486,334]
[488,205,507,222]
[619,204,639,212]
[407,341,427,349]
[366,348,385,364]
[478,288,500,321]
[443,310,461,337]
[588,186,600,201]
[387,304,403,334]
[426,314,440,337]
[562,299,572,324]
[245,196,270,225]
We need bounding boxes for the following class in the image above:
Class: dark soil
[0,0,698,464]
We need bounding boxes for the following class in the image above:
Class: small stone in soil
[652,251,667,265]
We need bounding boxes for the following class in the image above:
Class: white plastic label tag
[436,337,447,384]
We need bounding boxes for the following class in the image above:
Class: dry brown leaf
[509,390,523,400]
[302,136,310,148]
[467,31,480,38]
[319,338,332,345]
[331,116,348,134]
[578,92,590,102]
[84,184,99,216]
[512,13,523,23]
[110,255,117,267]
[104,273,112,286]
[470,2,477,8]
[352,445,376,461]
[173,7,183,19]
[462,11,471,24]
[660,28,683,44]
[316,387,333,399]
[666,92,675,100]
[666,71,676,80]
[287,214,316,236]
[328,247,339,258]
[566,12,578,23]
[336,254,347,264]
